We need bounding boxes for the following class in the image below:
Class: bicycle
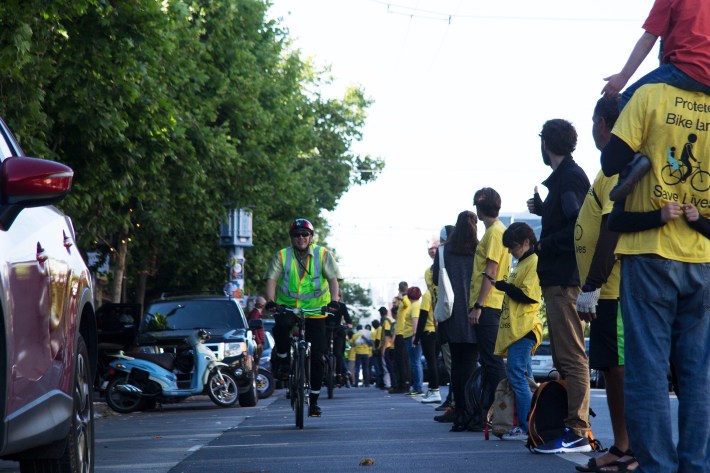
[661,160,710,192]
[323,316,340,399]
[275,306,325,429]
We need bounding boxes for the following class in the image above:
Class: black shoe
[433,408,456,423]
[388,387,407,394]
[609,153,652,201]
[435,399,453,411]
[308,404,321,417]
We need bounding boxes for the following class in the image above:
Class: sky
[266,0,659,307]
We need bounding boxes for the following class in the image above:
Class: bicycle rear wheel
[327,354,335,399]
[296,348,305,429]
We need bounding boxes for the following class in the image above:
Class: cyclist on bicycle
[326,291,352,386]
[264,218,342,417]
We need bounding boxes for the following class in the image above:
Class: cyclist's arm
[328,278,340,305]
[265,279,277,302]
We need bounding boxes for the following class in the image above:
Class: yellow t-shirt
[372,326,382,349]
[420,291,435,332]
[494,253,543,357]
[575,170,621,299]
[403,299,421,338]
[346,337,356,361]
[382,317,394,349]
[425,266,437,303]
[394,295,410,336]
[470,220,511,309]
[611,84,710,262]
[351,332,370,355]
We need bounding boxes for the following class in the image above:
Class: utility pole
[220,208,253,306]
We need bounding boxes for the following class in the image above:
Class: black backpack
[526,379,604,452]
[463,365,489,430]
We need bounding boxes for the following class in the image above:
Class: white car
[530,341,555,381]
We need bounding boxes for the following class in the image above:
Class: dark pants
[421,331,439,390]
[371,352,384,387]
[474,308,506,413]
[272,314,326,395]
[394,335,411,389]
[384,348,396,388]
[449,342,479,418]
[326,324,347,378]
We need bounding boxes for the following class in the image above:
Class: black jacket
[532,156,590,286]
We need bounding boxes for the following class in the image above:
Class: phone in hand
[482,272,496,283]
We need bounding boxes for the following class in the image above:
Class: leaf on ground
[359,458,375,466]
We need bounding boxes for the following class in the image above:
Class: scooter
[102,329,239,413]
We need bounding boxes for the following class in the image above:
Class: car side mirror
[0,157,74,230]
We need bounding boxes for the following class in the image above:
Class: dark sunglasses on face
[291,232,311,238]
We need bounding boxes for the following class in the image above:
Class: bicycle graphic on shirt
[661,135,710,192]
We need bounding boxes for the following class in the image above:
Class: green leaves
[0,0,382,304]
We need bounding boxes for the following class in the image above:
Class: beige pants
[542,285,590,437]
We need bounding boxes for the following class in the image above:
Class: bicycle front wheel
[296,348,306,429]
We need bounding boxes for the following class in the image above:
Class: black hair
[372,319,381,329]
[473,187,502,218]
[447,210,479,256]
[378,306,387,316]
[594,96,621,130]
[502,222,538,249]
[540,119,577,156]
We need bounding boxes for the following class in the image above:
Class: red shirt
[643,0,710,85]
[248,308,266,345]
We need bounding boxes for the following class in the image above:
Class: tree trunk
[112,238,128,303]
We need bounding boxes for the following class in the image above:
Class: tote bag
[434,246,455,322]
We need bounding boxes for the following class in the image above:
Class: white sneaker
[419,389,441,404]
[500,426,528,441]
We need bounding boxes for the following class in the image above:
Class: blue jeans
[620,256,710,473]
[506,337,535,430]
[620,63,710,110]
[405,337,423,392]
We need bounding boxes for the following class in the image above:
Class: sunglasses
[291,232,311,238]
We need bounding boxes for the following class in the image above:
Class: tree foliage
[0,0,383,306]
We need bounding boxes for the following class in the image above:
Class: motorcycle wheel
[207,370,239,407]
[105,376,146,414]
[256,367,274,399]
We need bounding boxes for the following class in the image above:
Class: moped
[102,329,239,413]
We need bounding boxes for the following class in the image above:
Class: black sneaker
[532,427,592,454]
[308,404,322,417]
[609,153,652,201]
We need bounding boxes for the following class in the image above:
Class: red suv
[0,117,96,472]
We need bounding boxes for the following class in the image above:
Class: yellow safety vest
[275,245,331,316]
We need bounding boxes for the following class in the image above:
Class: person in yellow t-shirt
[389,282,412,394]
[346,329,357,387]
[353,325,372,387]
[492,222,543,440]
[380,306,395,390]
[370,319,384,388]
[575,96,631,471]
[404,287,423,395]
[413,290,441,404]
[601,83,710,472]
[469,187,511,417]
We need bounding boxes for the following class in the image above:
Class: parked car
[530,338,605,388]
[0,116,97,472]
[139,293,258,407]
[531,341,555,381]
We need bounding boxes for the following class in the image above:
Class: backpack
[487,377,538,439]
[463,365,488,430]
[526,379,604,452]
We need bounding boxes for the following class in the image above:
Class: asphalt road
[0,384,679,473]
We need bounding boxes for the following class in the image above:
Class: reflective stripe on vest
[275,246,331,311]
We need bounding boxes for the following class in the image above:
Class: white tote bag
[434,246,455,322]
